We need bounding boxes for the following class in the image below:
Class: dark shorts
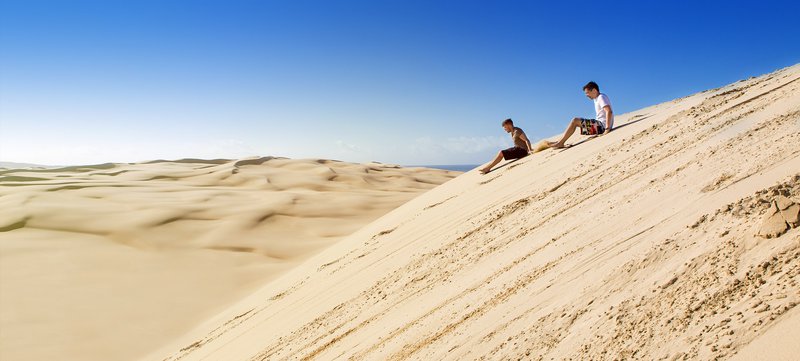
[501,147,529,160]
[579,118,605,135]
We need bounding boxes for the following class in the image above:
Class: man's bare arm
[521,133,533,153]
[603,105,613,134]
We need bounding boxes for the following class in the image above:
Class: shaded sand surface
[728,306,800,361]
[146,64,800,360]
[0,158,459,361]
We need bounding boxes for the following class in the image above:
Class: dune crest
[146,64,800,361]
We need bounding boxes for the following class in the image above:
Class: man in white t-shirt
[549,81,614,149]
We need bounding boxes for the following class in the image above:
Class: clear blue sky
[1,0,798,166]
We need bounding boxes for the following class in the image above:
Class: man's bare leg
[549,117,581,148]
[479,151,504,174]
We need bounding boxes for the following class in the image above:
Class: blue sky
[1,0,798,166]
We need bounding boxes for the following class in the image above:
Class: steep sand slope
[0,159,459,361]
[146,64,800,361]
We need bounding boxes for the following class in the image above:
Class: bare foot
[551,142,568,149]
[479,168,491,174]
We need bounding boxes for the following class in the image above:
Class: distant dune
[0,158,460,361]
[0,161,63,169]
[143,64,799,360]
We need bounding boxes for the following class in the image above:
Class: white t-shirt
[594,93,613,128]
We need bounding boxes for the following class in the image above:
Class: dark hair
[502,118,513,126]
[583,81,599,92]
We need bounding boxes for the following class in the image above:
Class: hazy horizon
[0,159,481,171]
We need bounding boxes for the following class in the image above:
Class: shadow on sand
[558,114,653,151]
[482,157,524,174]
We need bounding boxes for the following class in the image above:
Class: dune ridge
[146,64,800,360]
[0,158,459,361]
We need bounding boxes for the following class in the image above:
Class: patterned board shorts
[579,118,605,135]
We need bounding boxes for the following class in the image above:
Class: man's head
[583,81,600,99]
[502,118,514,132]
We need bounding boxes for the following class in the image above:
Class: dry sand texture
[145,64,800,361]
[0,158,459,361]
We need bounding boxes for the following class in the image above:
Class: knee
[571,117,581,125]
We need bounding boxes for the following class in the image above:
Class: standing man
[479,118,532,174]
[550,81,614,149]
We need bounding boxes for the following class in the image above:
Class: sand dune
[144,64,800,360]
[0,158,459,361]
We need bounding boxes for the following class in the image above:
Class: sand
[0,158,459,361]
[532,139,551,153]
[141,63,800,361]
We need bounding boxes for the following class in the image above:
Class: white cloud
[0,141,106,166]
[335,140,364,153]
[410,135,510,155]
[0,134,266,166]
[205,138,260,158]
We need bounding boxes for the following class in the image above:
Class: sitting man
[479,118,532,174]
[550,81,614,149]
